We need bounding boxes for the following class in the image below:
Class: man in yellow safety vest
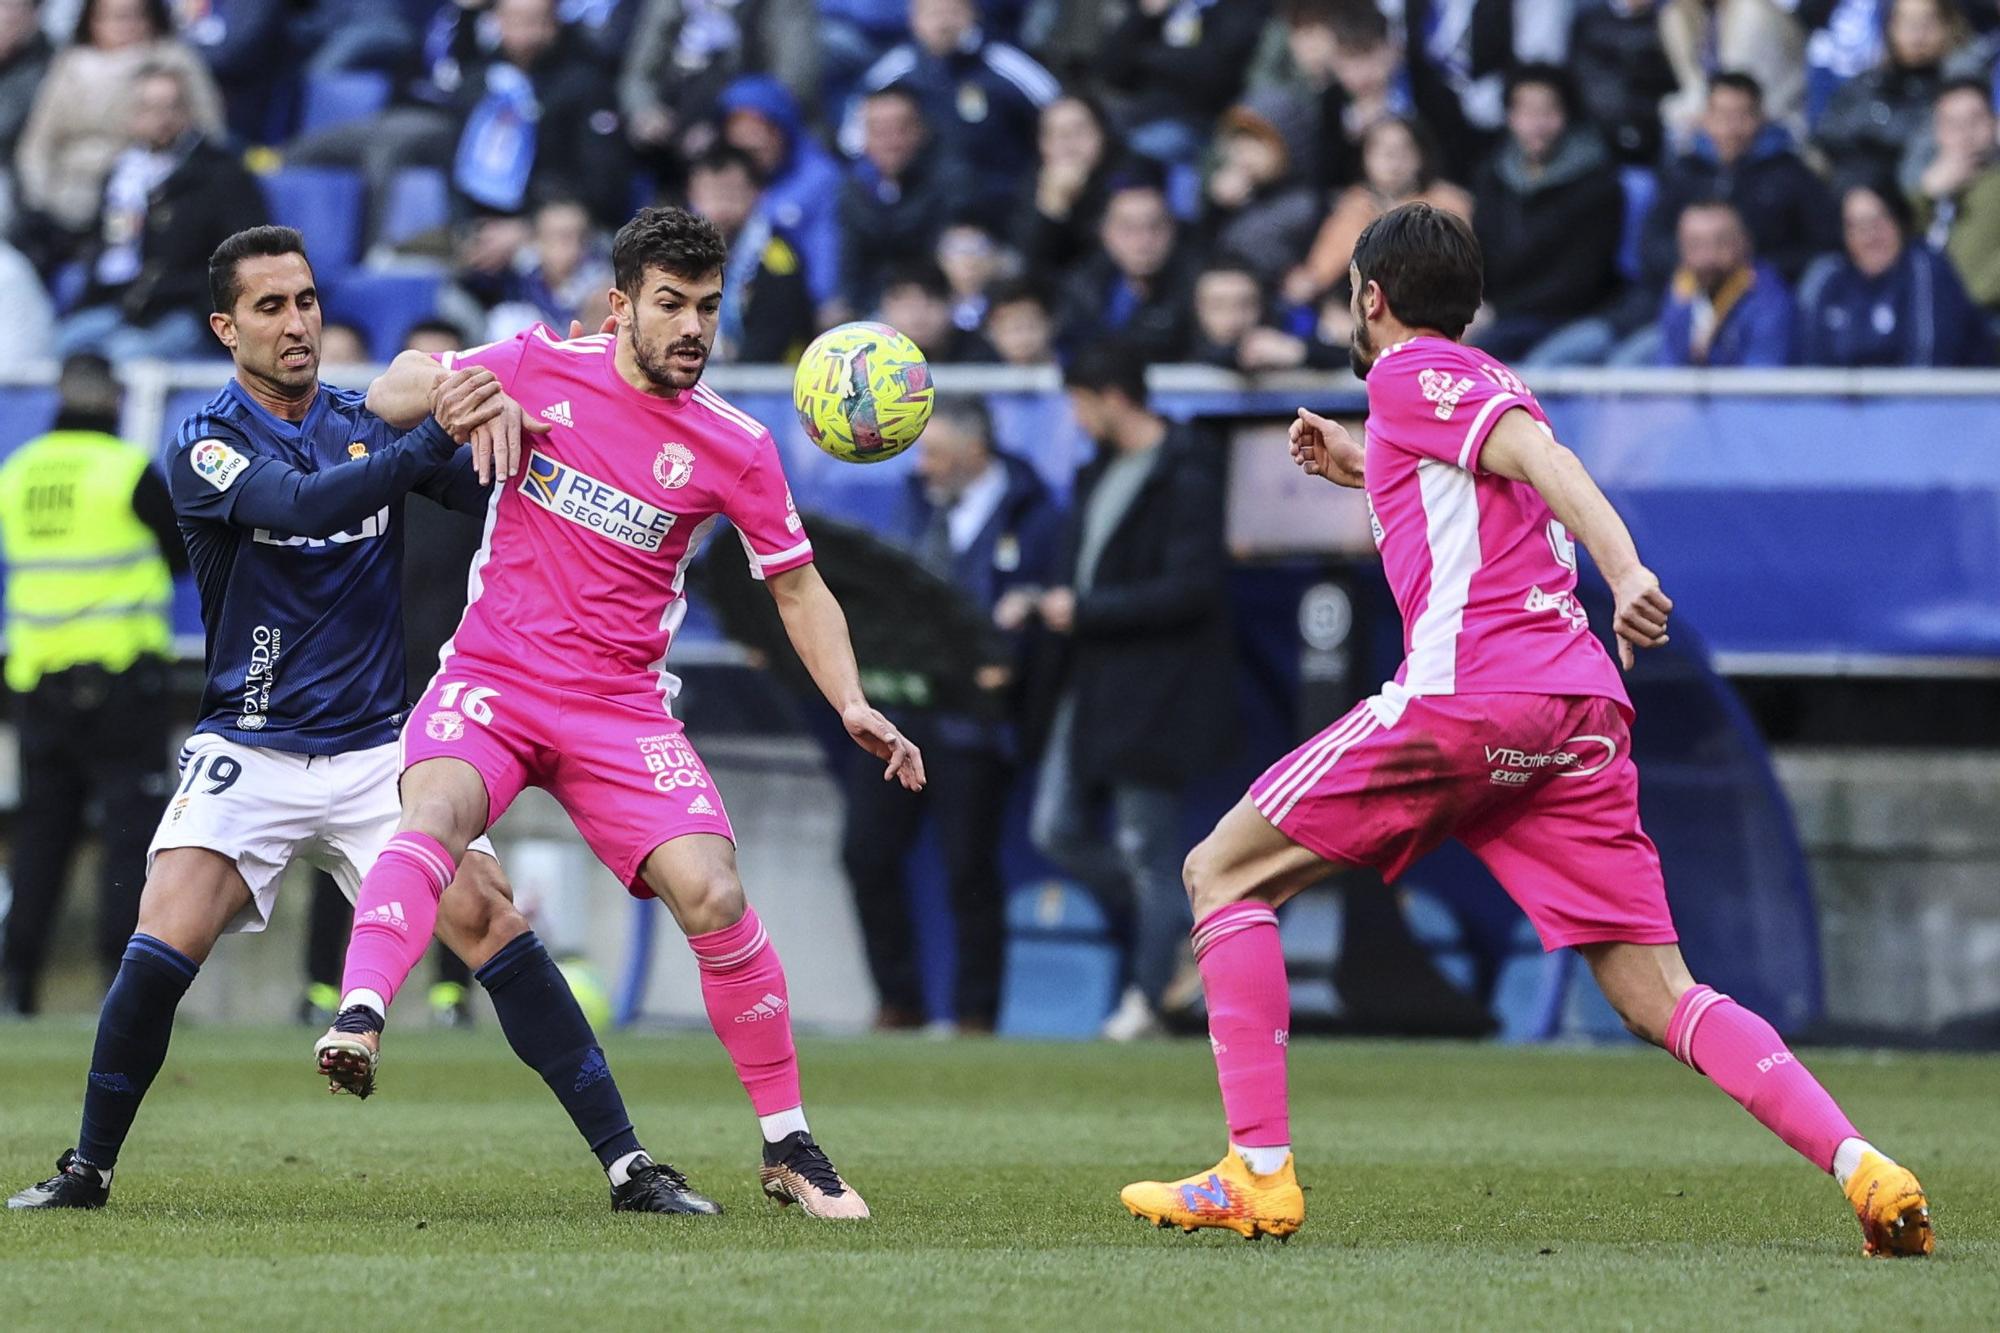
[0,354,185,1015]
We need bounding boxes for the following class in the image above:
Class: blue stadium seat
[260,167,365,275]
[1618,167,1658,284]
[998,881,1120,1039]
[297,71,392,137]
[380,167,451,248]
[322,270,444,359]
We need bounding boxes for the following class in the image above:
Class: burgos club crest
[654,442,694,490]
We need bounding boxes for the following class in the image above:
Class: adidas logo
[687,793,717,816]
[358,901,408,932]
[733,992,788,1024]
[541,400,574,427]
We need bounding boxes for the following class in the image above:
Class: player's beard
[1348,315,1376,380]
[633,331,711,393]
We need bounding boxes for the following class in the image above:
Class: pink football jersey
[435,325,812,702]
[1361,335,1627,711]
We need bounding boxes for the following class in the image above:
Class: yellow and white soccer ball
[793,321,934,463]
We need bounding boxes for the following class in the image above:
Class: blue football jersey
[166,379,479,755]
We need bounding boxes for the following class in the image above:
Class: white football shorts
[147,732,496,935]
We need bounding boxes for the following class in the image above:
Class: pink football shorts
[1249,691,1676,951]
[402,657,735,895]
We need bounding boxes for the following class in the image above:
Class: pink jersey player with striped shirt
[403,323,813,889]
[1249,335,1671,951]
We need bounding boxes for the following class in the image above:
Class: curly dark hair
[612,206,729,298]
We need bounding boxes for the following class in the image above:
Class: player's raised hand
[843,702,926,791]
[470,394,551,484]
[1610,566,1673,670]
[1289,408,1366,488]
[566,315,620,339]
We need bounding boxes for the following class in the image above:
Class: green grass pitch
[3,1023,1994,1330]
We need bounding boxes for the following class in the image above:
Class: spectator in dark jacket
[1568,0,1679,165]
[1097,0,1271,164]
[1198,105,1320,288]
[1259,0,1481,194]
[855,0,1056,211]
[1471,64,1625,362]
[838,85,968,313]
[718,75,845,320]
[181,0,296,143]
[1056,175,1196,364]
[0,0,53,203]
[877,259,996,363]
[686,145,815,363]
[1026,343,1235,1042]
[1797,178,1993,366]
[1815,0,1971,185]
[840,398,1062,1032]
[55,63,265,360]
[1010,92,1125,283]
[1656,199,1794,366]
[442,0,632,228]
[619,0,796,185]
[1642,73,1840,291]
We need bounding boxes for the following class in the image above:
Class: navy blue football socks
[476,931,641,1168]
[77,934,198,1170]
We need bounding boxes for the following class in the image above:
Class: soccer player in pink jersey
[1119,203,1932,1257]
[313,207,925,1219]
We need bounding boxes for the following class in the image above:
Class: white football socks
[1234,1143,1291,1175]
[1832,1137,1884,1187]
[759,1107,809,1143]
[606,1150,647,1187]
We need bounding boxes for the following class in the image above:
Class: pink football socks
[1666,984,1860,1172]
[1192,901,1292,1152]
[339,831,456,1013]
[688,907,802,1118]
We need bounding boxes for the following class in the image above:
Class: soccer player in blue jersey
[8,226,718,1215]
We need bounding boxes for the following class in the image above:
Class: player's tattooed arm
[765,563,927,792]
[1478,408,1673,670]
[1288,408,1366,487]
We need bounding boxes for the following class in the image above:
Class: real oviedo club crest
[654,442,694,490]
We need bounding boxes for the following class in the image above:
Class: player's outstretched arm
[225,418,466,539]
[1478,408,1673,670]
[765,563,926,791]
[369,354,544,484]
[368,350,453,429]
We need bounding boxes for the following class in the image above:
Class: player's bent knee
[673,871,746,936]
[1182,837,1249,918]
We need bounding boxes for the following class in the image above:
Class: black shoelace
[783,1142,846,1197]
[631,1160,691,1192]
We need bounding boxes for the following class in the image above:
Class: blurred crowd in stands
[1,0,1999,374]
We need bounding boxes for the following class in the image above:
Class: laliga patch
[653,441,694,490]
[190,439,250,492]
